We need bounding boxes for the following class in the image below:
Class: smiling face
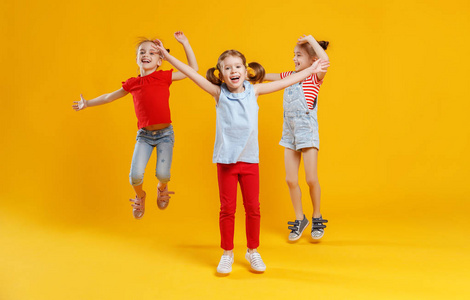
[220,55,247,93]
[136,41,162,75]
[293,45,316,72]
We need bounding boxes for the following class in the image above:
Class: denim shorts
[279,110,319,151]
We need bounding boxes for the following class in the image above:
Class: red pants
[217,162,260,250]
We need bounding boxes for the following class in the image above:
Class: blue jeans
[129,125,174,186]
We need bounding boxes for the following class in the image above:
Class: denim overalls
[279,82,319,151]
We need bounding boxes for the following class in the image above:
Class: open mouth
[141,59,151,64]
[230,76,240,83]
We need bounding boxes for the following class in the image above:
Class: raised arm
[254,59,329,96]
[170,31,199,81]
[155,40,220,100]
[72,88,128,111]
[298,34,329,80]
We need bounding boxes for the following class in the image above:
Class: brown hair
[298,40,329,58]
[206,50,265,85]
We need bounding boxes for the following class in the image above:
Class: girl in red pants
[156,43,328,274]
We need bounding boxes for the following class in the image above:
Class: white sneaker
[245,250,266,272]
[217,254,234,274]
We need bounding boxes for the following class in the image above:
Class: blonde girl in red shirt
[264,34,330,241]
[72,32,198,219]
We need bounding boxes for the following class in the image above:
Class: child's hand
[297,34,314,45]
[174,31,188,44]
[72,94,88,111]
[153,39,169,59]
[307,59,330,74]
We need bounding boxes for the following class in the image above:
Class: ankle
[312,213,321,219]
[223,250,233,256]
[157,183,167,191]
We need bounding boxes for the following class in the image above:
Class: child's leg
[129,139,154,198]
[155,130,174,209]
[217,163,239,251]
[239,163,260,250]
[285,148,304,220]
[302,147,321,218]
[155,136,174,191]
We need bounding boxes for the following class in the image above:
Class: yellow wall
[2,0,469,229]
[2,1,470,299]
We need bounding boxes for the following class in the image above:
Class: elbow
[103,94,113,103]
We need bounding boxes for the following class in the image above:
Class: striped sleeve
[303,74,323,109]
[280,71,293,79]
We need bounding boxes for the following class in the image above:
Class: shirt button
[306,111,309,115]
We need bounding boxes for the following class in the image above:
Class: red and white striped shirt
[280,72,323,110]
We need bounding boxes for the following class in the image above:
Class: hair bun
[318,41,329,50]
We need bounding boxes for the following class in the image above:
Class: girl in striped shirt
[264,34,330,242]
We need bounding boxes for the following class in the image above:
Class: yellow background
[1,0,470,299]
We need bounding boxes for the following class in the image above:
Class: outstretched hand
[174,31,188,44]
[72,94,87,111]
[308,59,330,74]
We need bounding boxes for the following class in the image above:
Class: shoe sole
[216,268,232,274]
[288,220,310,241]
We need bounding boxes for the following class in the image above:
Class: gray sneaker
[311,216,328,240]
[287,215,309,241]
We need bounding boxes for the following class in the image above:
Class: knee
[244,202,260,216]
[220,202,236,216]
[129,172,144,186]
[155,170,171,184]
[306,177,319,189]
[285,176,299,189]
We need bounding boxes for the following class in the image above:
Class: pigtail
[247,62,265,84]
[318,40,329,50]
[206,67,223,86]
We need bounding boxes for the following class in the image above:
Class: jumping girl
[264,34,330,241]
[155,41,329,274]
[72,32,198,219]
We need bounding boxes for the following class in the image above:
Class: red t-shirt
[122,70,173,129]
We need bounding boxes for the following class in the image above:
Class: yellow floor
[2,198,469,300]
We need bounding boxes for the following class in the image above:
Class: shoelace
[248,253,265,269]
[218,255,233,270]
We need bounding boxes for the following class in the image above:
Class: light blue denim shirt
[213,81,259,164]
